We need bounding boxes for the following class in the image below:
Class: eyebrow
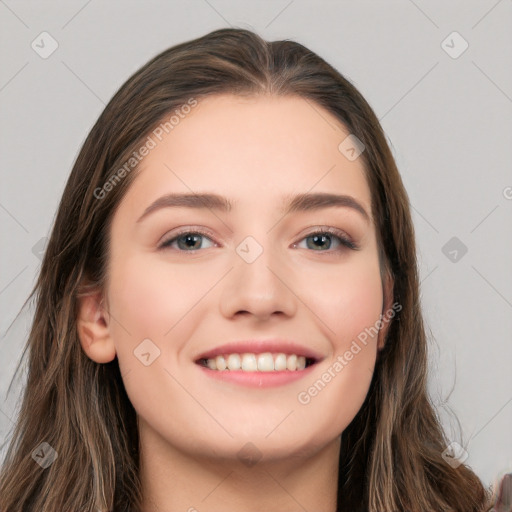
[136,192,370,223]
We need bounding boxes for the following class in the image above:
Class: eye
[158,226,358,253]
[159,228,216,252]
[294,227,358,252]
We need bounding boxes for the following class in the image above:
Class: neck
[138,420,340,512]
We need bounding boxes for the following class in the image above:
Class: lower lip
[196,363,317,388]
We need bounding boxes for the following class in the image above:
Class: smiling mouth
[196,352,317,372]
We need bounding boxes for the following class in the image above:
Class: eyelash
[158,226,359,253]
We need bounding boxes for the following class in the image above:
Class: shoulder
[488,472,512,512]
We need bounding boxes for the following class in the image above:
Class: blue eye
[296,228,358,252]
[158,226,358,253]
[159,230,215,251]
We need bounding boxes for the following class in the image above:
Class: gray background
[1,0,511,490]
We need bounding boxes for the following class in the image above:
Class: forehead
[120,93,373,219]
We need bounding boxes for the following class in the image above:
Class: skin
[77,93,393,512]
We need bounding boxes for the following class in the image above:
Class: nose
[219,240,297,322]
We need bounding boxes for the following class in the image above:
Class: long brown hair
[0,27,494,511]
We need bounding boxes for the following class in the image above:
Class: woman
[0,27,497,511]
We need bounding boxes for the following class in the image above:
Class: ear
[377,270,395,352]
[76,289,116,363]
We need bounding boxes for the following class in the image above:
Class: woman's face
[103,93,389,463]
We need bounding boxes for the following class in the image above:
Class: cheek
[308,254,384,350]
[109,261,168,334]
[105,254,205,432]
[106,251,223,376]
[291,256,383,430]
[107,252,204,336]
[104,253,179,384]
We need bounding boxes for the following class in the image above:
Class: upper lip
[194,339,324,362]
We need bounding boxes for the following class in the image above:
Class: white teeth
[274,353,287,371]
[287,354,297,371]
[201,352,312,372]
[227,353,241,370]
[241,353,257,371]
[215,355,227,371]
[257,352,274,372]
